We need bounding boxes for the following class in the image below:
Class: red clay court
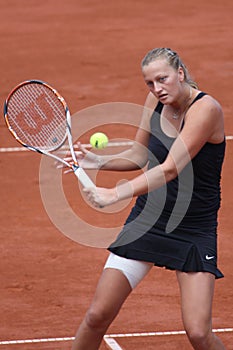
[0,1,232,349]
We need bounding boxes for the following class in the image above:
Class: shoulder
[144,92,158,110]
[184,93,224,143]
[189,93,223,117]
[138,92,158,132]
[141,93,159,123]
[186,93,223,127]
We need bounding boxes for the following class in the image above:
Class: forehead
[142,58,176,79]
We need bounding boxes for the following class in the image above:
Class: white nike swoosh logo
[205,255,215,260]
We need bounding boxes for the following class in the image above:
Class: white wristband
[97,156,103,169]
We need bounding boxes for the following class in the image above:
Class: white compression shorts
[104,252,153,289]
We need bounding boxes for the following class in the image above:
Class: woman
[71,48,226,350]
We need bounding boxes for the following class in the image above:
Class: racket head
[4,80,68,152]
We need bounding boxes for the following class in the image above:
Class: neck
[171,86,193,119]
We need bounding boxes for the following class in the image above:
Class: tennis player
[71,48,226,350]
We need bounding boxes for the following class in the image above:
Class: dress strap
[188,92,207,108]
[180,92,207,131]
[154,101,163,114]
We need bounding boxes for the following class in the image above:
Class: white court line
[0,136,233,153]
[104,336,124,350]
[0,337,74,346]
[0,141,133,153]
[103,328,233,349]
[0,328,232,346]
[105,327,233,338]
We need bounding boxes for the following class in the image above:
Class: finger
[56,163,71,169]
[76,142,89,154]
[56,164,63,169]
[63,156,73,162]
[64,169,73,174]
[56,160,74,168]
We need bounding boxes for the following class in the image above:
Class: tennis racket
[4,79,95,187]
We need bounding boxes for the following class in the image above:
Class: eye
[145,81,154,88]
[159,76,167,83]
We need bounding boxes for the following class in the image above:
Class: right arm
[79,93,158,171]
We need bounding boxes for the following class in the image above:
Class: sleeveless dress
[109,93,225,278]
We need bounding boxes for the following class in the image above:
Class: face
[142,58,184,104]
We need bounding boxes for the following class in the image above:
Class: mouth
[158,93,168,100]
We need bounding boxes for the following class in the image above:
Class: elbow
[161,163,178,183]
[131,144,148,169]
[137,157,149,169]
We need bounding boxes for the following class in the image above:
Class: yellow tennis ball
[90,132,108,149]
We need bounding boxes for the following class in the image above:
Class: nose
[150,81,162,95]
[154,81,162,92]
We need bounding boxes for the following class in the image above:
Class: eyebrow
[144,73,167,81]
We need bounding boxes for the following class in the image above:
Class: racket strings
[6,83,67,151]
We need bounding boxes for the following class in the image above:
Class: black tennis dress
[109,93,225,278]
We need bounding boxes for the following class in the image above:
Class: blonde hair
[141,48,198,89]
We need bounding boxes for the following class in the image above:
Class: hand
[83,186,118,208]
[62,142,101,171]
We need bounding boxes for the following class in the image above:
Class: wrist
[115,180,134,202]
[97,156,103,169]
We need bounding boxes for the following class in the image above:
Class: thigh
[90,254,153,320]
[176,271,215,329]
[91,268,132,315]
[104,252,153,289]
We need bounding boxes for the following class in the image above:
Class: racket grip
[74,167,95,188]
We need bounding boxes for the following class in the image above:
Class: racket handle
[74,167,95,188]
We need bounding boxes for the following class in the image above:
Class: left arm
[84,96,224,208]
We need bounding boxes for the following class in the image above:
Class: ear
[178,66,185,82]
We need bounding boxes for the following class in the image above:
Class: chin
[159,96,171,105]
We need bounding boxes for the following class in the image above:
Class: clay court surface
[0,0,232,349]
